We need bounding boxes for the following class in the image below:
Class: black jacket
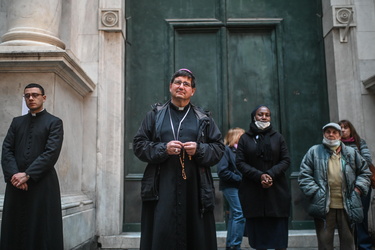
[133,100,224,213]
[236,129,291,218]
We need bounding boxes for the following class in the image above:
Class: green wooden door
[124,0,328,231]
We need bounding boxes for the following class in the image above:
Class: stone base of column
[1,28,65,49]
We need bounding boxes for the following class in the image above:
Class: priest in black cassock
[1,83,64,250]
[133,69,225,250]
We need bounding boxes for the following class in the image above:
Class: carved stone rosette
[99,9,123,31]
[333,6,356,27]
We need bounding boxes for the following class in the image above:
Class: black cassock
[1,110,64,250]
[137,103,219,250]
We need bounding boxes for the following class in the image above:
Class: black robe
[1,110,64,250]
[134,103,224,250]
[236,128,291,249]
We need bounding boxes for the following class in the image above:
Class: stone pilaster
[96,4,125,236]
[322,1,362,125]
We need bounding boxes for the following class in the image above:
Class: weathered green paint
[125,0,328,231]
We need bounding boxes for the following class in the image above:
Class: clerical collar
[170,102,190,111]
[30,109,45,116]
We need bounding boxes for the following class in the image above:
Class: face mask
[322,137,341,147]
[255,121,270,130]
[233,144,238,149]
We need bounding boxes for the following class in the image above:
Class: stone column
[1,0,65,49]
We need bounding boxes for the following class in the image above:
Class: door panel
[227,27,280,131]
[174,27,223,126]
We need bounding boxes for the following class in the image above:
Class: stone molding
[61,193,94,216]
[99,9,123,31]
[0,47,95,96]
[333,6,356,27]
[363,75,375,93]
[332,5,356,43]
[1,28,66,49]
[0,193,93,213]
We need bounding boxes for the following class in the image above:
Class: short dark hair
[170,69,196,88]
[24,83,45,95]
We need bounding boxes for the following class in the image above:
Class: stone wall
[322,0,375,156]
[0,0,125,249]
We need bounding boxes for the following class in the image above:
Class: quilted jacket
[298,143,371,223]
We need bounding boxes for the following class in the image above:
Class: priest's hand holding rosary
[167,140,197,180]
[166,140,197,156]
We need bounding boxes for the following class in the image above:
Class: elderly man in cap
[298,122,371,250]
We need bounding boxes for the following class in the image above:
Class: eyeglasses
[23,93,43,99]
[173,80,192,88]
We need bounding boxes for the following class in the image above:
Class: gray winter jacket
[298,143,371,223]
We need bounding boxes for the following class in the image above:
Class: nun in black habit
[236,105,291,250]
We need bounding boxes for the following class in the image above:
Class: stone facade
[0,0,124,249]
[0,0,374,249]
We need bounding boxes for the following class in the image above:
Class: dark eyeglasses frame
[23,93,43,99]
[173,80,192,88]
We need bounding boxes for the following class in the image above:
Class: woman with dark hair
[236,105,291,250]
[339,119,373,250]
[217,127,246,250]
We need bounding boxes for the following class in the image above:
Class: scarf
[341,137,355,143]
[248,122,273,161]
